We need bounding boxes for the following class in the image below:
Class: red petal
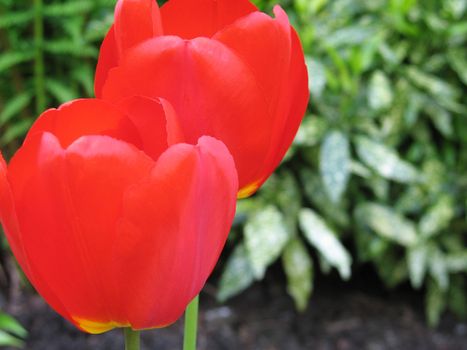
[0,153,30,277]
[8,133,154,331]
[160,0,257,39]
[95,26,119,98]
[118,96,184,160]
[95,0,163,98]
[1,150,73,327]
[114,0,163,54]
[102,36,272,189]
[26,99,142,150]
[5,135,76,327]
[214,9,291,117]
[263,13,309,180]
[115,136,237,329]
[26,98,182,162]
[214,6,309,192]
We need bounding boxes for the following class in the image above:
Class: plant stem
[33,0,45,114]
[183,295,199,350]
[124,328,140,350]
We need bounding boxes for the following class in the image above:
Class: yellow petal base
[73,317,130,334]
[237,181,260,199]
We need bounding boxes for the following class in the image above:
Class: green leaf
[426,279,445,327]
[407,244,428,289]
[375,251,409,288]
[368,71,393,110]
[299,208,352,279]
[0,51,34,73]
[0,119,33,146]
[445,251,467,273]
[0,11,34,29]
[326,25,377,47]
[294,115,327,147]
[350,160,372,178]
[356,136,420,183]
[0,91,32,126]
[244,206,290,279]
[282,237,313,312]
[396,186,426,214]
[419,196,454,239]
[445,0,467,19]
[423,102,453,138]
[406,66,462,112]
[45,79,79,103]
[429,248,449,291]
[43,1,95,17]
[300,170,350,228]
[43,41,98,58]
[72,65,95,97]
[320,131,351,203]
[355,203,418,247]
[0,313,27,338]
[217,244,255,302]
[448,48,467,85]
[306,57,327,97]
[276,172,302,236]
[0,330,23,348]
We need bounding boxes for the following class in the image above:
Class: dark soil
[5,268,467,350]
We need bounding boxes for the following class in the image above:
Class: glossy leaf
[299,208,352,279]
[244,206,290,279]
[356,203,418,247]
[320,131,350,203]
[368,71,393,110]
[356,137,419,183]
[282,237,313,312]
[217,244,255,302]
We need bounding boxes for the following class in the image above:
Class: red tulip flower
[95,0,309,198]
[0,98,238,333]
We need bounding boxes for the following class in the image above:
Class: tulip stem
[183,295,199,350]
[124,328,140,350]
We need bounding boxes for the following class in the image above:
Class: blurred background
[0,0,466,349]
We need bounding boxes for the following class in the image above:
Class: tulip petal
[3,136,76,326]
[95,27,119,98]
[102,36,272,189]
[26,99,142,149]
[1,152,73,327]
[95,0,163,97]
[114,0,163,55]
[8,132,155,332]
[118,96,185,159]
[27,98,181,162]
[214,10,291,110]
[115,136,238,329]
[0,153,28,273]
[265,15,309,179]
[214,6,309,192]
[260,7,309,175]
[160,0,257,39]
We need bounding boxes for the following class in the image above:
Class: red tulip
[95,0,309,198]
[0,98,238,333]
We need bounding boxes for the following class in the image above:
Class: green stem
[33,0,45,114]
[183,295,199,350]
[124,328,140,350]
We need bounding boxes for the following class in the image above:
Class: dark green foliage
[0,312,27,347]
[0,0,115,155]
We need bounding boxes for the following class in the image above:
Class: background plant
[218,0,467,327]
[0,0,465,330]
